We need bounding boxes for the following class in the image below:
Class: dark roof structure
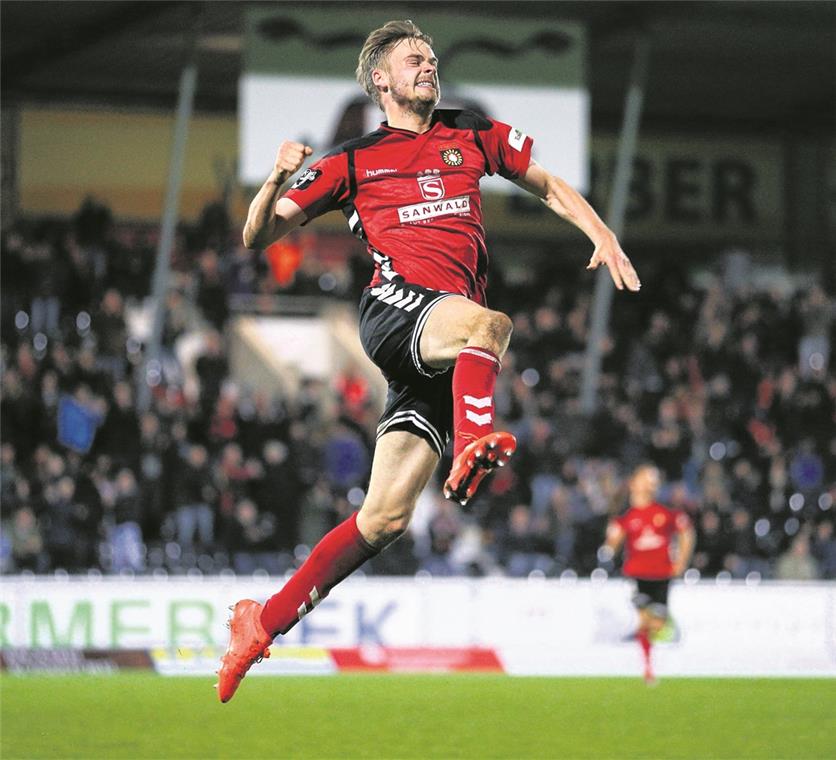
[2,1,834,135]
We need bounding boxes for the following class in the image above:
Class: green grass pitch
[1,673,833,759]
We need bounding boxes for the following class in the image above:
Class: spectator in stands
[798,285,832,379]
[692,509,729,576]
[137,412,167,541]
[95,289,127,379]
[41,476,92,572]
[501,504,554,577]
[196,249,229,330]
[549,485,577,573]
[775,531,820,581]
[96,381,140,469]
[0,443,20,503]
[223,498,278,575]
[1,368,40,460]
[172,444,215,551]
[810,520,836,579]
[5,505,47,573]
[209,392,239,450]
[1,205,833,580]
[214,443,250,523]
[725,507,760,578]
[27,238,68,336]
[226,243,261,297]
[421,498,464,577]
[238,391,289,457]
[195,331,228,416]
[257,440,301,553]
[323,420,370,490]
[107,468,145,573]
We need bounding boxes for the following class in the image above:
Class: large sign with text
[2,578,834,677]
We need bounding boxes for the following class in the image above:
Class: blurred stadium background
[1,2,835,758]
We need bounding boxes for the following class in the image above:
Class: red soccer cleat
[443,431,516,506]
[216,599,273,703]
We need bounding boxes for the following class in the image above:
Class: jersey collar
[379,111,440,139]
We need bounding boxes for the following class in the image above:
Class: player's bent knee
[472,310,513,353]
[491,310,513,341]
[357,506,412,547]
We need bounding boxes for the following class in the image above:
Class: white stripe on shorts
[410,292,456,378]
[376,410,445,458]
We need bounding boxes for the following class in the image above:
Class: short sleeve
[477,118,534,180]
[283,152,350,221]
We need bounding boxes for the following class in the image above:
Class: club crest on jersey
[417,168,445,200]
[440,148,463,166]
[290,168,321,190]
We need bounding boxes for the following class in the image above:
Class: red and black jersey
[283,109,534,306]
[614,503,691,580]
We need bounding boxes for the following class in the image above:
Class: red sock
[260,512,378,637]
[452,346,501,457]
[637,630,652,665]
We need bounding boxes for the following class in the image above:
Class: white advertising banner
[240,75,588,195]
[1,578,834,677]
[240,8,588,192]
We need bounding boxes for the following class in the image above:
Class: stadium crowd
[2,200,834,580]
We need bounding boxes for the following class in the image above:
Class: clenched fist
[275,141,313,176]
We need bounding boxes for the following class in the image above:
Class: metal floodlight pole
[138,19,200,412]
[580,34,650,415]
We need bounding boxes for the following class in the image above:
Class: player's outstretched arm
[243,141,312,249]
[514,160,641,292]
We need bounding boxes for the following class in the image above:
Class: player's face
[630,466,660,502]
[380,38,440,113]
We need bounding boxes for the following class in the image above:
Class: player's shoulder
[324,129,391,159]
[652,502,687,521]
[433,109,495,132]
[616,506,636,523]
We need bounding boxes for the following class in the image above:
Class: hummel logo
[366,168,398,177]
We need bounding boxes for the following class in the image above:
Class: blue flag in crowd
[57,395,103,454]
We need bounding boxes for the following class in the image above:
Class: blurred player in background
[218,19,641,702]
[602,464,695,684]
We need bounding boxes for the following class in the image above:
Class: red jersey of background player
[614,503,692,580]
[283,109,534,306]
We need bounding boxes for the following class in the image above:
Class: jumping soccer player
[217,19,641,702]
[602,464,695,684]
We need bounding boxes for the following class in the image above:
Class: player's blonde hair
[356,20,433,108]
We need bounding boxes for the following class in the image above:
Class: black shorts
[632,578,670,614]
[358,279,457,458]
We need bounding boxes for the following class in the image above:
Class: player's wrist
[267,168,288,186]
[591,226,616,247]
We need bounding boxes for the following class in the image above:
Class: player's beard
[389,79,439,120]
